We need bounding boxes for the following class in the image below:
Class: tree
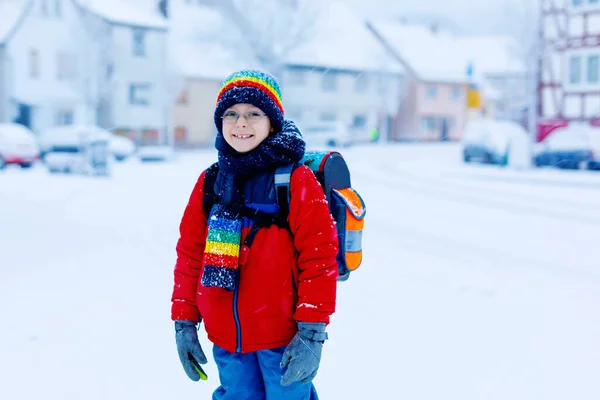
[206,0,320,81]
[502,0,540,165]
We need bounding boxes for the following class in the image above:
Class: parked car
[302,122,353,150]
[138,145,174,162]
[0,123,40,169]
[38,125,111,176]
[40,125,135,163]
[462,119,530,166]
[109,134,136,162]
[534,124,600,170]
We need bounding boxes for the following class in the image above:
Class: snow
[0,0,26,43]
[77,0,168,29]
[0,122,36,143]
[285,1,404,74]
[2,143,600,399]
[368,21,525,83]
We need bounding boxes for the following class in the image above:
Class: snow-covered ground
[1,143,599,399]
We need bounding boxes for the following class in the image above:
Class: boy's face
[221,103,272,153]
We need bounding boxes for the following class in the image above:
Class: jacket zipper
[291,270,298,300]
[233,267,242,353]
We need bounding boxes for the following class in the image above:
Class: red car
[0,123,40,169]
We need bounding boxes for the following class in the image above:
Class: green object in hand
[188,353,208,381]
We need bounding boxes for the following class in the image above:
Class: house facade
[368,21,525,141]
[2,0,93,134]
[281,66,402,141]
[538,0,600,140]
[171,77,222,147]
[281,1,404,142]
[395,76,468,141]
[167,2,259,148]
[75,0,170,145]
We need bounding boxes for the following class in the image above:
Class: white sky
[342,0,539,35]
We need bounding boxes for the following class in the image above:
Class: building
[0,0,94,133]
[0,1,28,123]
[281,1,404,142]
[538,0,600,141]
[74,0,170,145]
[168,2,259,148]
[368,21,526,141]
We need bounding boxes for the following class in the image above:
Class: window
[320,113,337,122]
[420,116,437,131]
[451,87,462,101]
[129,83,151,105]
[133,29,146,57]
[322,73,337,91]
[572,0,583,5]
[588,55,599,83]
[174,126,188,146]
[29,50,40,78]
[426,85,437,100]
[55,0,61,17]
[57,52,76,80]
[176,89,189,105]
[352,114,367,128]
[355,74,368,92]
[55,109,73,125]
[570,55,582,84]
[590,0,599,4]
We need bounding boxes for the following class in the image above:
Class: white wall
[6,0,93,133]
[282,67,403,135]
[110,24,168,143]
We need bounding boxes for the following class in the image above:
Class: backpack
[202,151,366,281]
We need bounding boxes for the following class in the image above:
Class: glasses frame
[221,111,267,124]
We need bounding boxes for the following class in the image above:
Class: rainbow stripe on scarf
[201,204,242,291]
[216,70,284,115]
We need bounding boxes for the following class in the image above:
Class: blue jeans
[212,344,319,400]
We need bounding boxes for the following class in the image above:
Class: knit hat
[214,69,285,134]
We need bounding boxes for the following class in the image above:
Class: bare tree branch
[210,0,320,77]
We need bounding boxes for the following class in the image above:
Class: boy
[171,70,339,400]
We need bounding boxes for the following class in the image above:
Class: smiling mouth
[233,133,253,139]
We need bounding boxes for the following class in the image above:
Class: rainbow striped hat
[214,69,285,134]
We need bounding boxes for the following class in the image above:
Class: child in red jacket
[170,69,339,400]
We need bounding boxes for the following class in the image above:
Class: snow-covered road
[1,143,599,399]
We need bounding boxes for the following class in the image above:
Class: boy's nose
[235,115,248,127]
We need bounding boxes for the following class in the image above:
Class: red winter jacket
[171,165,339,354]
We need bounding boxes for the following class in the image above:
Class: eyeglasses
[221,111,267,124]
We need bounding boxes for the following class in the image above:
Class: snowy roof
[368,21,526,84]
[0,0,28,44]
[77,0,168,29]
[284,1,403,74]
[168,3,259,80]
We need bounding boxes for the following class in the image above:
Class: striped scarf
[201,204,242,291]
[200,120,305,291]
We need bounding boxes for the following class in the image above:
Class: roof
[368,21,525,84]
[168,3,259,80]
[77,0,168,30]
[0,0,29,44]
[285,1,403,74]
